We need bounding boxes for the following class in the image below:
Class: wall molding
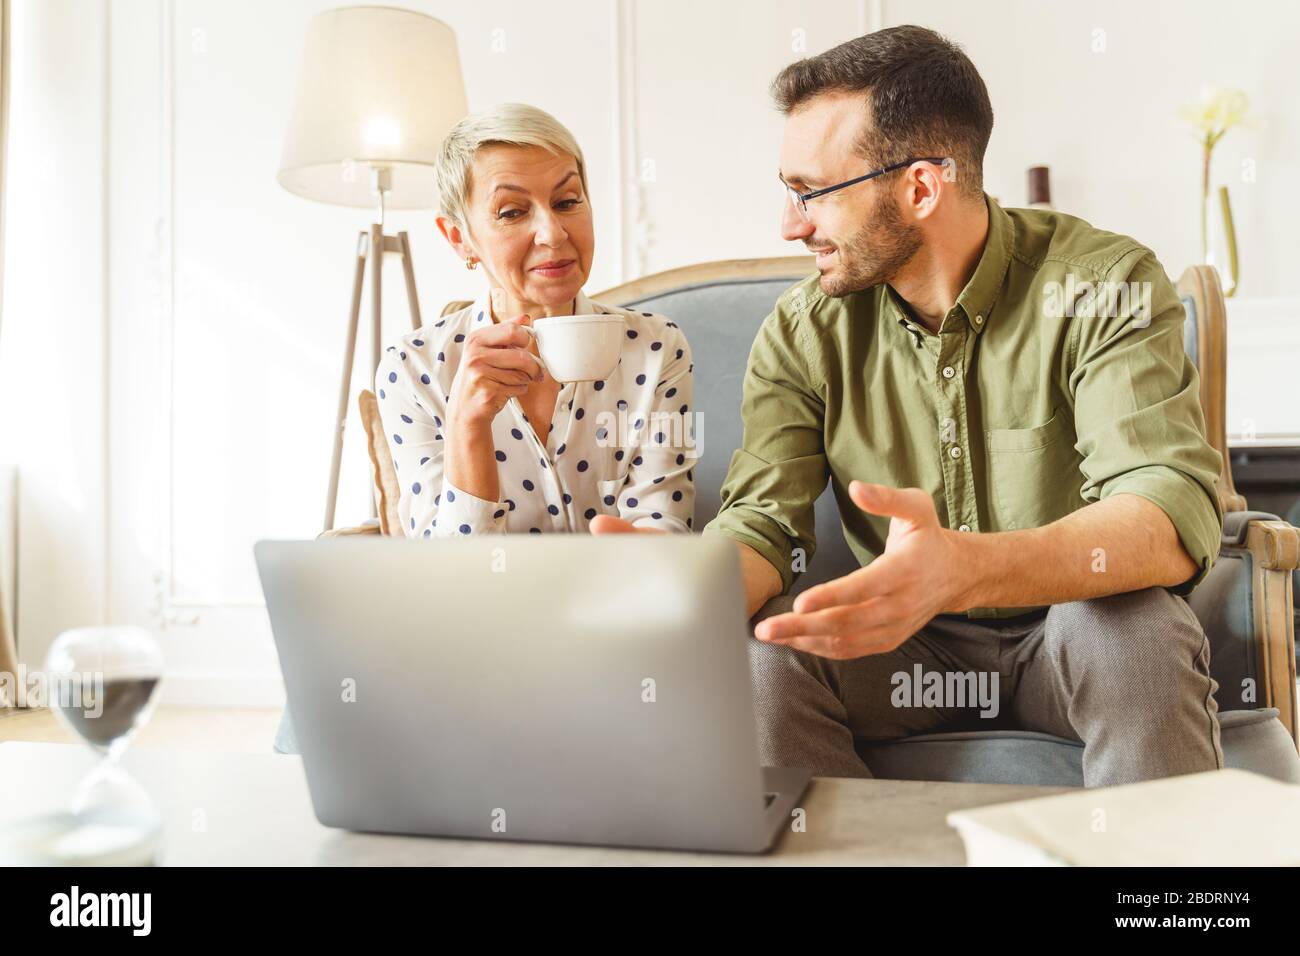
[865,0,883,34]
[613,0,652,283]
[100,0,113,628]
[159,0,181,619]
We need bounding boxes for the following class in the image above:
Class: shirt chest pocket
[984,408,1082,531]
[596,474,628,512]
[580,438,629,512]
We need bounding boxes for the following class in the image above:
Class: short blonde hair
[434,103,588,228]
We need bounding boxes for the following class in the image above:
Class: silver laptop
[253,534,810,854]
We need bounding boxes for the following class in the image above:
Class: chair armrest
[317,518,383,540]
[1233,514,1298,747]
[1240,519,1300,573]
[1221,510,1300,564]
[1190,511,1299,750]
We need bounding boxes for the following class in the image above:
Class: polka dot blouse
[375,289,697,538]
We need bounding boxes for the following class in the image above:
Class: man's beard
[816,190,922,298]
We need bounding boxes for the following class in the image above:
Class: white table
[0,741,1065,865]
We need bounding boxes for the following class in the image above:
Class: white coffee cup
[525,313,626,383]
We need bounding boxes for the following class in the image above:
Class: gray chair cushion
[623,279,858,593]
[858,708,1300,787]
[1181,293,1200,368]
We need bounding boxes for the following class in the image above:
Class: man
[595,25,1224,787]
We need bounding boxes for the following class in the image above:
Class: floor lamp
[277,6,467,533]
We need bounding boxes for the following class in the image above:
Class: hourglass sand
[6,626,167,864]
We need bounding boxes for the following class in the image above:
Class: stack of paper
[946,769,1300,866]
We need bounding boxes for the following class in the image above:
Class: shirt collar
[953,193,1014,333]
[472,289,597,324]
[575,289,598,314]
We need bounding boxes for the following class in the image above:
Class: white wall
[2,0,1295,703]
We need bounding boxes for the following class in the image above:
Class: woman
[376,104,696,537]
[273,105,693,754]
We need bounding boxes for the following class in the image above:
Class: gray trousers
[748,586,1223,788]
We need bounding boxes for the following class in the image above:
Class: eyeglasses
[780,156,949,220]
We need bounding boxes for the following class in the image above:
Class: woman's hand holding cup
[446,314,547,431]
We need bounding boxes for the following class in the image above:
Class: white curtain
[0,0,18,701]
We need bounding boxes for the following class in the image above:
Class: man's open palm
[753,481,964,659]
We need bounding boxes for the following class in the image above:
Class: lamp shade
[278,6,468,209]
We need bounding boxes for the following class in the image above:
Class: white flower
[1180,86,1250,146]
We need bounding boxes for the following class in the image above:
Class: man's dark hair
[771,25,993,198]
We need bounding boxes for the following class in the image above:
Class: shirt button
[948,445,963,459]
[958,523,971,532]
[975,314,984,325]
[941,365,956,379]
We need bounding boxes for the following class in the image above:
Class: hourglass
[34,626,165,863]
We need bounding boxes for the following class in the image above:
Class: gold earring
[465,257,478,271]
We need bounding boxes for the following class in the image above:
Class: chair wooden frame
[1177,265,1248,513]
[1179,264,1298,743]
[1246,517,1300,742]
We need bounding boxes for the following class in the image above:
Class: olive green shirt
[703,196,1224,619]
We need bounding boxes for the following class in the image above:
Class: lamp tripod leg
[398,231,422,330]
[323,231,369,534]
[368,224,385,521]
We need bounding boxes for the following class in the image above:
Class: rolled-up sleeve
[702,292,828,594]
[433,479,508,536]
[1068,250,1225,592]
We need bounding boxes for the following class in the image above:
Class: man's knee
[1044,586,1208,677]
[747,594,835,694]
[747,634,832,700]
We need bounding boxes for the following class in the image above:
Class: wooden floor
[0,706,282,753]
